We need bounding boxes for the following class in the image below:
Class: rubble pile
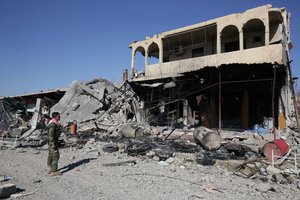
[0,97,30,138]
[51,78,143,134]
[0,78,147,148]
[1,77,300,194]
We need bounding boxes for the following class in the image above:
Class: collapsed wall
[51,78,143,133]
[0,98,28,135]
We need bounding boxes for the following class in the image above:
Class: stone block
[166,157,175,164]
[193,128,221,150]
[255,182,271,193]
[266,165,282,175]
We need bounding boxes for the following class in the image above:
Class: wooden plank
[278,111,286,129]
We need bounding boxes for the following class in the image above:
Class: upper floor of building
[128,4,292,81]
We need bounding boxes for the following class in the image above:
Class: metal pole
[271,149,274,167]
[272,65,277,140]
[219,69,222,131]
[295,153,298,175]
[287,62,300,133]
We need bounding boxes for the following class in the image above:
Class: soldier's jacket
[48,122,61,150]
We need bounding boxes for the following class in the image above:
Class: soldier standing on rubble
[47,112,62,176]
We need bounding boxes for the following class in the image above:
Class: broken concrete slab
[50,78,143,134]
[10,191,35,198]
[19,98,43,140]
[255,182,272,193]
[266,165,283,175]
[120,124,137,138]
[50,79,110,126]
[272,173,286,184]
[165,157,175,164]
[193,127,221,150]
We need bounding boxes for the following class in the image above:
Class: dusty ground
[0,141,299,200]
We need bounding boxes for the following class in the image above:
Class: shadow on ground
[59,158,97,174]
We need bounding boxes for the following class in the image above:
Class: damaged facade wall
[0,89,66,139]
[127,5,296,131]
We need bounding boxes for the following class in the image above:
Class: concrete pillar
[217,32,221,54]
[145,49,148,67]
[282,10,287,29]
[122,69,128,81]
[264,20,270,46]
[239,30,244,50]
[265,31,269,45]
[130,48,135,79]
[183,100,188,125]
[159,40,163,63]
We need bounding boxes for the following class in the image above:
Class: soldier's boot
[50,171,62,176]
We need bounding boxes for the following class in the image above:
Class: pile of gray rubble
[1,78,300,194]
[50,78,144,134]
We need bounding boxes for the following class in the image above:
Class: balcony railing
[131,44,283,81]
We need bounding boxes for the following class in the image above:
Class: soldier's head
[52,112,60,121]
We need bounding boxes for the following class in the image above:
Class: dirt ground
[0,141,299,200]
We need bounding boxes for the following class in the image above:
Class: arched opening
[221,25,240,53]
[148,42,159,65]
[134,46,146,78]
[243,19,265,49]
[269,11,283,44]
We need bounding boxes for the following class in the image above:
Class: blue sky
[0,0,299,96]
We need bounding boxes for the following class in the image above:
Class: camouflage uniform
[47,122,61,173]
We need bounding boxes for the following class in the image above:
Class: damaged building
[127,4,298,132]
[0,88,66,138]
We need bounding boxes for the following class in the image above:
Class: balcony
[131,44,283,82]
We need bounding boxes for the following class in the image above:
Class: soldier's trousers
[47,148,60,172]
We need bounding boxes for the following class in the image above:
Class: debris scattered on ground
[102,160,137,167]
[1,77,300,199]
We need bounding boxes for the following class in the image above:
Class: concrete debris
[272,173,286,184]
[203,184,222,194]
[0,98,27,132]
[10,191,35,198]
[158,161,169,166]
[120,124,139,138]
[51,78,143,134]
[193,127,221,150]
[102,160,136,167]
[255,182,272,193]
[165,157,175,164]
[20,98,43,140]
[266,165,283,175]
[0,94,61,147]
[0,98,30,140]
[1,77,300,192]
